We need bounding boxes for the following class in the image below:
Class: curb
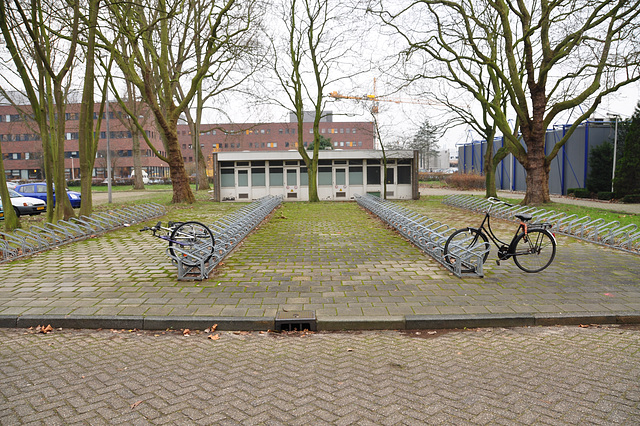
[1,312,639,331]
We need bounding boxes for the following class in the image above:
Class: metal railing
[170,195,283,280]
[443,194,640,255]
[355,194,486,277]
[0,203,166,263]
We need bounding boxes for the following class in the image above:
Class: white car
[7,188,47,216]
[6,182,18,190]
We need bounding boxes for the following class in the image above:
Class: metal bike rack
[0,203,166,263]
[169,195,283,281]
[443,195,640,255]
[355,194,486,277]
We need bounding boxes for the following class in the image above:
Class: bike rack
[0,203,167,263]
[167,195,283,281]
[443,195,640,255]
[355,194,486,277]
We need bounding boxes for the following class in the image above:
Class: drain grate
[275,310,317,332]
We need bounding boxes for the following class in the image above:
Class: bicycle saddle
[515,213,533,222]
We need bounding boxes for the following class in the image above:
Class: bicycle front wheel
[169,221,215,267]
[443,228,490,272]
[512,229,556,273]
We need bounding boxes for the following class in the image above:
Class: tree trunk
[165,132,195,204]
[132,131,145,190]
[196,150,209,190]
[522,143,551,205]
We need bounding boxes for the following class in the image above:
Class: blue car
[0,202,4,220]
[14,182,81,209]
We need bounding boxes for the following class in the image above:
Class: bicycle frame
[474,210,527,259]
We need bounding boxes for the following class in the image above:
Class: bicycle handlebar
[487,197,513,207]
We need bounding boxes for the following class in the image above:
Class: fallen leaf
[346,348,354,352]
[37,324,53,334]
[579,324,590,328]
[208,334,220,340]
[427,331,437,335]
[183,329,191,336]
[130,400,142,409]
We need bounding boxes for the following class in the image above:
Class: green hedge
[597,191,614,201]
[622,193,640,204]
[573,189,591,198]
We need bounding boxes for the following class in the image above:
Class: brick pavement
[0,200,639,330]
[0,326,639,424]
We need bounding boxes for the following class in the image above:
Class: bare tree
[94,0,259,203]
[272,0,368,202]
[0,0,79,222]
[375,0,640,204]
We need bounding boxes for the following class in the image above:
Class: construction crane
[328,79,445,115]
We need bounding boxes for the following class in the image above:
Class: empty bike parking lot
[0,196,638,331]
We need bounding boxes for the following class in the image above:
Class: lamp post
[609,114,619,193]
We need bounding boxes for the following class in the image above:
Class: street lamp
[608,114,619,193]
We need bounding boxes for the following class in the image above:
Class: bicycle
[140,221,215,267]
[443,197,557,273]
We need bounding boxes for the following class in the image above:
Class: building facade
[1,103,375,182]
[457,120,616,195]
[210,150,419,202]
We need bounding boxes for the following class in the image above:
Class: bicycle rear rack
[355,194,486,277]
[443,195,640,255]
[0,203,166,263]
[168,195,283,280]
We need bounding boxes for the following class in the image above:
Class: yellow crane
[328,79,444,115]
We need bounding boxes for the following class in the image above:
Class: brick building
[0,103,374,182]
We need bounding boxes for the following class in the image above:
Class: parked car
[14,182,81,208]
[6,182,18,190]
[0,202,4,220]
[6,189,47,216]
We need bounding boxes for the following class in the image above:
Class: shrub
[444,172,485,190]
[622,193,640,204]
[567,188,580,195]
[573,189,591,198]
[597,191,614,200]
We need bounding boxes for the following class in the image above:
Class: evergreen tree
[614,102,640,197]
[586,141,613,193]
[307,135,332,151]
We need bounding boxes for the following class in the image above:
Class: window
[397,166,411,184]
[221,169,235,187]
[238,170,249,187]
[367,166,381,185]
[340,128,344,133]
[252,168,266,186]
[269,167,283,186]
[300,167,309,185]
[335,168,346,185]
[318,167,332,185]
[346,128,351,134]
[349,166,363,185]
[286,169,297,186]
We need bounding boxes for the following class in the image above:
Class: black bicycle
[140,221,215,267]
[443,197,557,273]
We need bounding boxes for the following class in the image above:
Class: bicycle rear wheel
[512,229,556,273]
[169,221,215,267]
[443,228,490,272]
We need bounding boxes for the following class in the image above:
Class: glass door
[285,168,298,199]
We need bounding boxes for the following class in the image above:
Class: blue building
[457,119,616,195]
